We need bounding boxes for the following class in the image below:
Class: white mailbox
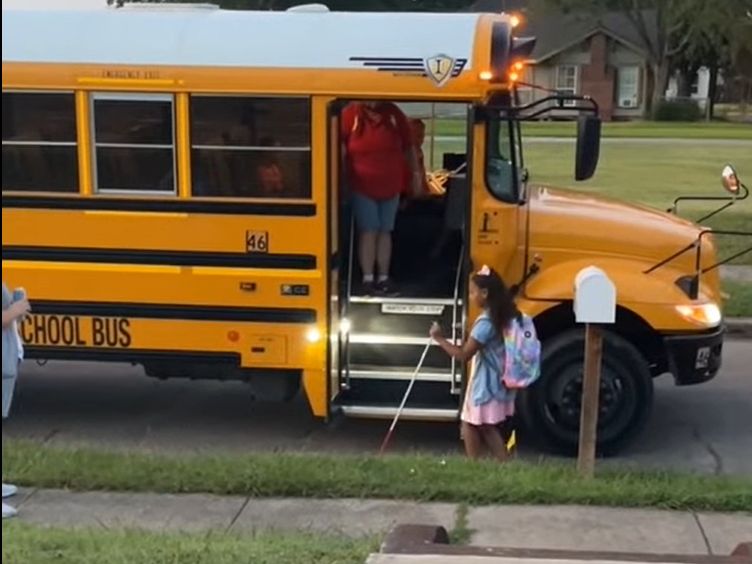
[574,266,616,324]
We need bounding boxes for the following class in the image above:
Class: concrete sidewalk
[6,488,752,557]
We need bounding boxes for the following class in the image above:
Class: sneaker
[359,280,376,296]
[2,502,17,520]
[376,279,400,297]
[2,483,17,499]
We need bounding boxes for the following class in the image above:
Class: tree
[543,0,709,116]
[670,0,752,119]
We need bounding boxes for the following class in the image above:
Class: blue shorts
[351,192,400,233]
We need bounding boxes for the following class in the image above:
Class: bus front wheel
[519,329,653,456]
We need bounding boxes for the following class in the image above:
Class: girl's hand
[429,322,442,340]
[10,298,31,320]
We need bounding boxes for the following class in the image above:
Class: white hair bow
[477,265,491,276]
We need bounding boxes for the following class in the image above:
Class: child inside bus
[429,266,516,461]
[407,118,429,197]
[255,137,286,197]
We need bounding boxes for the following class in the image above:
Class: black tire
[247,371,301,403]
[518,329,653,456]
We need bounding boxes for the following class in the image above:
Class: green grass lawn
[521,142,751,207]
[427,138,751,268]
[723,280,752,318]
[4,440,751,512]
[1,523,376,564]
[432,119,752,140]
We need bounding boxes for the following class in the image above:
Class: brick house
[466,0,658,120]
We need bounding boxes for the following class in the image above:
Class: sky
[2,0,107,8]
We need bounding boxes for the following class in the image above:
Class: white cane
[378,338,433,455]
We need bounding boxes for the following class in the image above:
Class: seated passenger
[255,137,285,197]
[256,156,284,196]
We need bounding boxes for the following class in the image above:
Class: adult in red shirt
[341,101,421,295]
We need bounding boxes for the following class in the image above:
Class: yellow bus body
[2,7,725,451]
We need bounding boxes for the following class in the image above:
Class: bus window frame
[90,92,178,197]
[1,89,80,194]
[188,94,313,201]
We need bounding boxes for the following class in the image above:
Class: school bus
[2,3,739,454]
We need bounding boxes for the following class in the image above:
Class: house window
[91,94,176,194]
[190,96,311,199]
[556,65,579,107]
[617,66,640,108]
[2,92,79,193]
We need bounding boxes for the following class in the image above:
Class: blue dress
[461,312,516,426]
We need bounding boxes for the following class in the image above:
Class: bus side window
[1,92,78,193]
[189,96,311,199]
[91,94,176,194]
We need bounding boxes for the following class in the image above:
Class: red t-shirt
[341,102,412,201]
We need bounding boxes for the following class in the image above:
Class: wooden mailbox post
[573,266,616,478]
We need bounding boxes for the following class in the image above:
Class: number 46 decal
[246,230,269,254]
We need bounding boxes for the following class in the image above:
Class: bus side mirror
[575,115,601,181]
[721,164,741,195]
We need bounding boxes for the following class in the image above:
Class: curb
[726,318,752,339]
[376,524,752,563]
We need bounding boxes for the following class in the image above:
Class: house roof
[465,0,657,63]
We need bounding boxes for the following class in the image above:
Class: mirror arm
[669,182,748,218]
[480,94,599,121]
[696,201,736,224]
[701,246,752,275]
[690,230,752,298]
[644,240,697,274]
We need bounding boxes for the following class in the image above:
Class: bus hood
[526,185,709,271]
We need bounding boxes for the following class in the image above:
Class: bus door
[327,99,347,416]
[326,99,472,422]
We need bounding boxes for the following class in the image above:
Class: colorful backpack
[501,313,541,389]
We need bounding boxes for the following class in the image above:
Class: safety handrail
[450,242,466,395]
[341,212,356,389]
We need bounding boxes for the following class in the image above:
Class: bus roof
[2,8,482,71]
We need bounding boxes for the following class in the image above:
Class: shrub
[653,99,703,121]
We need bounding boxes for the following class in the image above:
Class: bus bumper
[664,326,724,386]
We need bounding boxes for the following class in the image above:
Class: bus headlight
[675,303,722,327]
[306,327,322,343]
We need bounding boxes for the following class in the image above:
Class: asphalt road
[3,339,750,476]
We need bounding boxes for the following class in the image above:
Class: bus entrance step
[348,365,454,383]
[345,296,459,337]
[347,339,454,370]
[337,404,459,422]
